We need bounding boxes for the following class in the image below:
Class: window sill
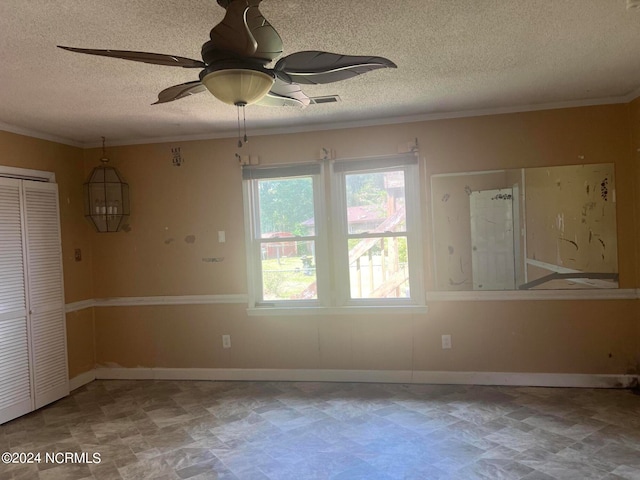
[246,305,429,316]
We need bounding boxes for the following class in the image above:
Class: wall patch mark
[559,237,579,250]
[581,202,596,216]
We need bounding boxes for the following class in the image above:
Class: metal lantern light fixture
[83,137,130,232]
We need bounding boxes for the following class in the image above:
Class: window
[243,164,324,306]
[243,154,423,310]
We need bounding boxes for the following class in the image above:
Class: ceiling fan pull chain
[242,104,248,144]
[236,104,243,148]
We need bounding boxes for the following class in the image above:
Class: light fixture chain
[100,136,109,164]
[243,104,248,144]
[237,105,242,148]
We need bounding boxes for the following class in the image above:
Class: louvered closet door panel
[23,181,69,409]
[0,178,32,424]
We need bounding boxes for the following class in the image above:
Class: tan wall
[631,97,640,286]
[0,131,95,378]
[3,101,639,380]
[93,300,637,374]
[85,141,246,297]
[84,103,640,375]
[66,309,95,378]
[630,97,640,374]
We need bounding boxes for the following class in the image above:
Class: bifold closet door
[0,178,32,424]
[22,181,68,410]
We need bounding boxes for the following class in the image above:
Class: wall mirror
[431,163,618,291]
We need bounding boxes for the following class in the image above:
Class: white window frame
[331,155,424,307]
[243,163,328,309]
[243,154,425,313]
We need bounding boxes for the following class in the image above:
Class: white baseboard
[410,371,637,388]
[89,367,639,389]
[68,369,96,391]
[94,367,414,383]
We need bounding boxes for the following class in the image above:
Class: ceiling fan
[58,0,397,112]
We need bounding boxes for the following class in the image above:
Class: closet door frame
[0,177,33,424]
[0,166,55,183]
[0,166,68,423]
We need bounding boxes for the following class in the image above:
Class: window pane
[348,236,410,299]
[261,241,317,300]
[258,177,315,237]
[345,170,406,234]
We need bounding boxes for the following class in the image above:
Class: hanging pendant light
[83,137,130,232]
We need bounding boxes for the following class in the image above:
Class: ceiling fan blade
[274,51,397,85]
[57,46,205,68]
[256,78,310,107]
[207,0,282,61]
[152,81,207,105]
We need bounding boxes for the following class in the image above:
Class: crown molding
[3,91,638,149]
[0,122,84,148]
[623,85,640,102]
[90,94,636,148]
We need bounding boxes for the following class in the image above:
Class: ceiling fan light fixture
[201,69,275,106]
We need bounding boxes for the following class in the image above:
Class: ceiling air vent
[310,95,341,105]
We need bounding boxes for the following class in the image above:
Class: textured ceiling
[1,0,639,146]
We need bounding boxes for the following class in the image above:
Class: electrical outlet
[441,334,452,349]
[218,231,226,243]
[222,334,231,349]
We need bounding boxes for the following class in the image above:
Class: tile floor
[1,380,640,479]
